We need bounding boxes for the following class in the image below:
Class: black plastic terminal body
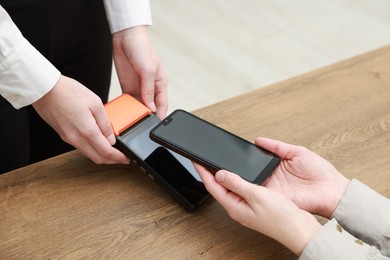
[114,114,209,212]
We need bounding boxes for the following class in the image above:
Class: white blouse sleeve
[0,5,60,109]
[103,0,152,33]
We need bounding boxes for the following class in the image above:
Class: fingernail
[149,102,157,113]
[215,170,226,183]
[108,134,116,145]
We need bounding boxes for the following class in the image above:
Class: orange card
[104,94,151,136]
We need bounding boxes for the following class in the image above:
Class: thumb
[92,104,116,145]
[215,170,254,199]
[141,75,157,113]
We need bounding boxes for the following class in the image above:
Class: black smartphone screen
[150,110,280,184]
[116,115,209,210]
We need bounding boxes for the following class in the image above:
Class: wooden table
[1,46,390,259]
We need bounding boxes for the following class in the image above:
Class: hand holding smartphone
[150,110,280,184]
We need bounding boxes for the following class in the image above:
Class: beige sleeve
[299,219,388,260]
[332,179,390,256]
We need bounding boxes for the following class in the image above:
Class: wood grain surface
[1,46,390,259]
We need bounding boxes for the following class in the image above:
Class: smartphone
[150,109,280,184]
[115,114,210,212]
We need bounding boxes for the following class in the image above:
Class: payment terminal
[104,94,209,212]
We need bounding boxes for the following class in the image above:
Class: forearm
[280,212,322,256]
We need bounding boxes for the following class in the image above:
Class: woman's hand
[33,75,130,165]
[195,165,322,256]
[257,137,350,218]
[112,26,168,119]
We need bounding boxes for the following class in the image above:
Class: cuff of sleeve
[299,219,377,260]
[0,38,60,109]
[103,0,152,33]
[332,179,390,253]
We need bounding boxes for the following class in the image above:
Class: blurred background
[109,0,390,114]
